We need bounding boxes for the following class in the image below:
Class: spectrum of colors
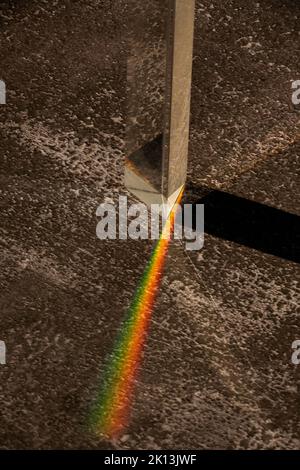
[89,194,182,439]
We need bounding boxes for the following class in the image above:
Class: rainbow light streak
[90,193,183,439]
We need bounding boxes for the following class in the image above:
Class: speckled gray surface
[0,0,300,450]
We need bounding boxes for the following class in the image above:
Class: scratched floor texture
[0,0,300,450]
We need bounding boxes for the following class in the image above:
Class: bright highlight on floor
[90,194,183,439]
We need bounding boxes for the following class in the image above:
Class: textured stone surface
[0,0,299,450]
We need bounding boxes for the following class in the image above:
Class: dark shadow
[185,183,300,264]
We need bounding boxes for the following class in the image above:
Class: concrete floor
[0,0,299,449]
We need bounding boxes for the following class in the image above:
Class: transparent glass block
[125,0,195,212]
